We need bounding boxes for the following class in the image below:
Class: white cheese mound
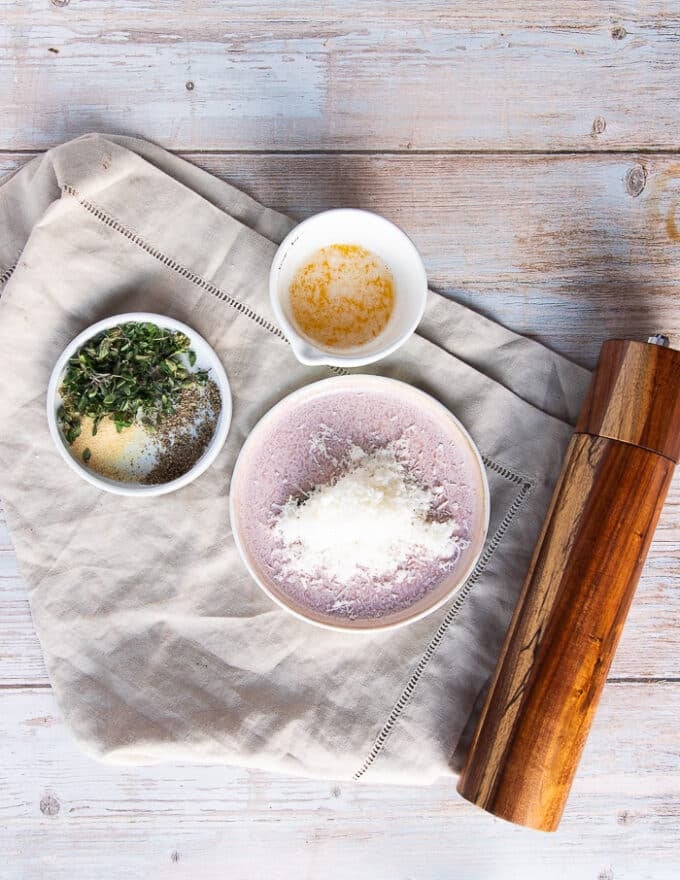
[274,445,456,584]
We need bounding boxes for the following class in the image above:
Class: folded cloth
[0,135,590,782]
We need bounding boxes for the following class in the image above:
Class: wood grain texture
[3,1,680,151]
[1,683,679,880]
[458,429,677,830]
[3,151,680,368]
[577,340,680,461]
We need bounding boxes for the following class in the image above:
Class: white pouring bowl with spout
[269,209,428,368]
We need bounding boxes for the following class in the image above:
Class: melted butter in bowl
[269,209,428,368]
[289,243,395,350]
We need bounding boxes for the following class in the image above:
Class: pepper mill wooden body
[457,338,680,831]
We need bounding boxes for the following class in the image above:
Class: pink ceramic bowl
[230,375,489,632]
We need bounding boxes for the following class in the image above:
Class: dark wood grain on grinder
[457,434,676,831]
[576,340,680,462]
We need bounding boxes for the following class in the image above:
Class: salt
[273,443,461,585]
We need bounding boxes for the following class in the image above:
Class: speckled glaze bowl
[229,375,490,632]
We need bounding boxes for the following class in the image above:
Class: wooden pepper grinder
[457,336,680,831]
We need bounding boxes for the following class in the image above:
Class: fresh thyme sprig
[57,321,208,444]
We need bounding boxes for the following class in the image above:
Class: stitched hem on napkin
[353,461,533,778]
[58,177,537,781]
[0,263,16,287]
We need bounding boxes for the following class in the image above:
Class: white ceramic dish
[269,209,428,367]
[46,312,232,496]
[230,375,490,632]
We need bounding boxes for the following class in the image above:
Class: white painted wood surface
[1,2,679,877]
[3,1,680,151]
[0,683,678,880]
[3,151,680,368]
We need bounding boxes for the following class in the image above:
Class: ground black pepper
[144,379,222,484]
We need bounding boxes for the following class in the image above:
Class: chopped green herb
[82,448,91,463]
[57,321,209,445]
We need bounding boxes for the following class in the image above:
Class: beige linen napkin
[0,134,590,782]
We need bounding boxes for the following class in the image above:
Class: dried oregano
[57,321,208,444]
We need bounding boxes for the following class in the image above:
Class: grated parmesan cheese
[273,444,458,585]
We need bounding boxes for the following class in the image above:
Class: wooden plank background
[3,1,680,151]
[2,151,680,367]
[1,684,679,879]
[1,2,678,878]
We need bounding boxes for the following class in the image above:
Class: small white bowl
[46,312,232,496]
[269,208,428,367]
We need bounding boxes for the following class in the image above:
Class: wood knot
[50,0,70,7]
[170,850,180,863]
[611,25,627,40]
[331,785,341,798]
[185,81,195,91]
[39,793,60,817]
[625,165,647,197]
[48,47,60,54]
[592,116,607,136]
[598,869,614,880]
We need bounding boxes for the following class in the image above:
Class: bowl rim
[46,311,232,497]
[229,374,490,633]
[269,208,428,368]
